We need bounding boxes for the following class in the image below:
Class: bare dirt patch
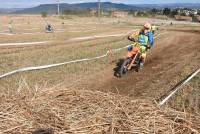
[80,30,200,101]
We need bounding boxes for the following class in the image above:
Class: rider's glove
[146,45,151,50]
[128,36,135,42]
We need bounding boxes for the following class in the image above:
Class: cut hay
[0,87,200,134]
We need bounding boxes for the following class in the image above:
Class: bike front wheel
[119,58,132,77]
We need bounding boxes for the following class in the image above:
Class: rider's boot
[140,53,146,68]
[136,59,142,72]
[140,61,144,68]
[135,60,144,72]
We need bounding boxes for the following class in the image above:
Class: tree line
[41,8,200,18]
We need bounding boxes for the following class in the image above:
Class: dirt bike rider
[45,23,53,32]
[127,22,154,68]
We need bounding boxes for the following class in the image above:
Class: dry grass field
[0,14,199,133]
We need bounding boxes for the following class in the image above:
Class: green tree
[151,8,159,14]
[180,12,185,16]
[192,16,199,22]
[62,9,91,17]
[197,10,200,15]
[170,9,178,17]
[41,12,48,18]
[163,8,171,16]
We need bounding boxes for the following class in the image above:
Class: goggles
[144,27,150,30]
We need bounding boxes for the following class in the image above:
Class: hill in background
[13,2,200,14]
[0,8,24,13]
[14,2,143,14]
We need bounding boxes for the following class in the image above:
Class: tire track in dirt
[84,29,200,100]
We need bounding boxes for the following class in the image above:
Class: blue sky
[1,0,200,8]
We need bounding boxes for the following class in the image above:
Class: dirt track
[1,15,200,133]
[83,28,200,100]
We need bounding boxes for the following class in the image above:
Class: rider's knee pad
[127,45,133,51]
[141,53,146,59]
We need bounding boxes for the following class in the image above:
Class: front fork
[127,52,140,70]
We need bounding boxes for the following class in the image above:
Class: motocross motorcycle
[118,43,143,77]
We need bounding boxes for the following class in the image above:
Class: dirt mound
[1,88,200,133]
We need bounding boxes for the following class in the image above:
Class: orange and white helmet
[144,22,151,29]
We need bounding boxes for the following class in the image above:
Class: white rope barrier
[0,41,50,46]
[68,34,126,41]
[0,32,165,79]
[0,33,129,47]
[0,52,110,79]
[158,68,200,106]
[0,33,15,36]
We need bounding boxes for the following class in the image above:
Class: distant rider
[127,22,154,68]
[45,24,53,32]
[8,20,13,33]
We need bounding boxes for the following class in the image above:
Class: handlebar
[127,36,135,42]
